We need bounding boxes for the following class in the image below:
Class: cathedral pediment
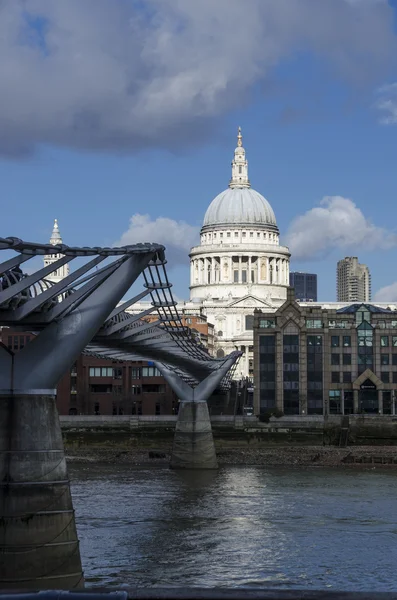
[226,295,273,309]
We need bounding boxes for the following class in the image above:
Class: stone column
[0,391,84,589]
[238,256,242,283]
[248,255,252,284]
[378,389,383,415]
[353,389,359,414]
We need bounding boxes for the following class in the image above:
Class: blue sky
[2,0,397,302]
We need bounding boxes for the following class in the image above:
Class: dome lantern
[201,128,278,232]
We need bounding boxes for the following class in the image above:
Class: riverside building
[254,288,397,416]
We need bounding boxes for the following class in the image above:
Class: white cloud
[374,282,397,302]
[0,0,395,157]
[116,214,199,265]
[285,196,397,260]
[375,82,397,124]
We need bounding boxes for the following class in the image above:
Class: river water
[69,464,397,592]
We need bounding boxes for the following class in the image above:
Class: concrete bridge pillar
[170,401,217,469]
[157,355,239,470]
[0,391,84,589]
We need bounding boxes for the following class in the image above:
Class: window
[381,372,390,384]
[331,372,340,383]
[381,354,390,365]
[142,367,162,377]
[132,385,141,395]
[250,232,253,238]
[378,321,386,329]
[342,353,351,365]
[245,315,254,330]
[94,402,100,415]
[343,336,351,347]
[155,403,161,415]
[329,321,349,329]
[392,354,397,365]
[392,336,397,347]
[113,368,122,379]
[393,372,397,384]
[131,368,141,379]
[220,232,223,238]
[257,232,260,238]
[234,231,238,237]
[331,354,340,365]
[90,384,112,393]
[142,384,166,393]
[381,336,389,347]
[259,319,275,329]
[227,232,231,237]
[242,270,247,283]
[217,330,223,337]
[306,319,322,328]
[242,232,246,238]
[331,336,339,347]
[329,390,341,414]
[234,270,239,283]
[89,367,113,377]
[343,372,351,383]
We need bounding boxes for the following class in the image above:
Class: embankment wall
[60,414,397,450]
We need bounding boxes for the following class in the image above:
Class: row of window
[89,366,163,379]
[89,383,166,394]
[331,371,397,384]
[202,231,278,242]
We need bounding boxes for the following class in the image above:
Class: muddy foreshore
[65,445,397,467]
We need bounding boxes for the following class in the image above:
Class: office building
[254,288,397,416]
[289,272,317,301]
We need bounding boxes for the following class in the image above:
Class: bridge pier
[170,401,217,469]
[0,391,84,589]
[158,357,237,470]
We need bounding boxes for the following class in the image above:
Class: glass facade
[307,335,323,415]
[259,335,276,410]
[283,334,299,414]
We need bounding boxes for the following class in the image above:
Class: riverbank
[65,445,397,467]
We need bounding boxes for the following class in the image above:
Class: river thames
[69,464,397,592]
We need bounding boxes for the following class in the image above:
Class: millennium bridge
[0,236,241,590]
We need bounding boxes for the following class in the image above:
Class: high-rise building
[289,272,317,301]
[337,257,371,302]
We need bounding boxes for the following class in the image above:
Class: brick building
[0,328,177,416]
[254,289,397,416]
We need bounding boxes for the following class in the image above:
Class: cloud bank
[0,0,395,157]
[375,83,397,124]
[117,214,199,265]
[373,283,397,303]
[285,196,397,260]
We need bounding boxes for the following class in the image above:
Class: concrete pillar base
[0,393,84,589]
[170,401,218,469]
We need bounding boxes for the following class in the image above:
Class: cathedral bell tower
[43,219,70,284]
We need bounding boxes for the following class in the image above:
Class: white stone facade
[44,219,70,284]
[188,128,290,379]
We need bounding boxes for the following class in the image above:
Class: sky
[2,0,397,302]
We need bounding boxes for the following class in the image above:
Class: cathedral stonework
[189,128,290,379]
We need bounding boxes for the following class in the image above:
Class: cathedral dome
[201,127,277,232]
[203,187,277,229]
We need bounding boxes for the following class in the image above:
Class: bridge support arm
[157,356,237,470]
